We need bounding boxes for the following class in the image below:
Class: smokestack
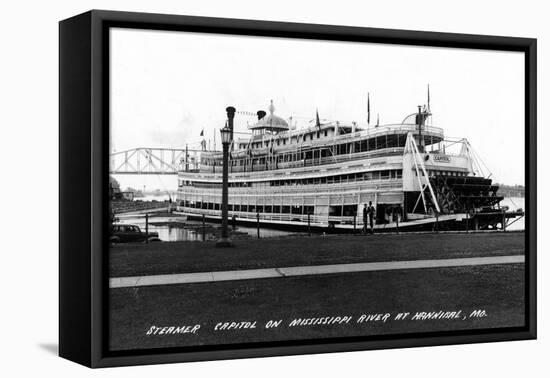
[257,110,266,120]
[416,105,424,152]
[226,106,236,126]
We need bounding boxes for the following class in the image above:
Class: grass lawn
[110,232,525,277]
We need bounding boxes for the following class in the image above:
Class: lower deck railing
[176,207,370,226]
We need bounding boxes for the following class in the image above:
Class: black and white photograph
[3,0,547,375]
[107,26,528,352]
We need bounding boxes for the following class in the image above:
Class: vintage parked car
[110,224,161,243]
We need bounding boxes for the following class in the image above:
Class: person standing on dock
[362,204,368,234]
[367,201,376,234]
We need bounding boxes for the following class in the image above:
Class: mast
[367,92,371,127]
[427,84,431,112]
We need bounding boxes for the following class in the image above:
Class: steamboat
[176,98,523,232]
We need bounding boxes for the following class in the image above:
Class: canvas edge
[57,9,537,368]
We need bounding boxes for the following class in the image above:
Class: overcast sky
[110,27,525,190]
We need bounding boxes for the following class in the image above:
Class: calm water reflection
[116,216,301,242]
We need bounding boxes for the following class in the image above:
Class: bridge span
[110,147,202,175]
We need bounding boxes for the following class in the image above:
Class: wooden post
[256,212,260,239]
[232,214,236,230]
[502,211,507,232]
[466,211,469,233]
[145,213,149,243]
[353,214,356,232]
[202,214,206,241]
[435,211,439,233]
[395,208,399,234]
[308,212,311,236]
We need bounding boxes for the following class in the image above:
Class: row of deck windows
[270,169,402,186]
[205,133,417,168]
[180,201,315,215]
[179,169,403,189]
[179,202,389,218]
[179,202,394,219]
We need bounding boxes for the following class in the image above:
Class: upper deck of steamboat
[196,119,445,175]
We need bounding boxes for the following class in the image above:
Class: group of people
[362,201,376,234]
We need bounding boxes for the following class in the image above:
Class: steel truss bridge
[110,147,201,175]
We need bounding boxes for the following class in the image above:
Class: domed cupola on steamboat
[249,100,289,134]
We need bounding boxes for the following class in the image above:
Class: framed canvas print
[59,10,536,368]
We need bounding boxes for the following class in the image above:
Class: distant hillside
[497,184,525,198]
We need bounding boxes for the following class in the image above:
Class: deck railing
[198,147,404,175]
[178,180,403,197]
[177,207,364,226]
[234,123,444,147]
[182,149,404,181]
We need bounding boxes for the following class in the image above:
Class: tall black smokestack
[257,110,266,120]
[416,105,424,152]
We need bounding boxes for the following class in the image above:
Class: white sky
[110,27,525,190]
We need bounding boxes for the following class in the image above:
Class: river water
[116,216,301,242]
[500,197,525,231]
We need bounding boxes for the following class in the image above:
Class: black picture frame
[59,9,537,368]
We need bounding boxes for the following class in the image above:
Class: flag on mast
[315,109,321,129]
[200,128,204,137]
[427,84,431,112]
[367,92,371,126]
